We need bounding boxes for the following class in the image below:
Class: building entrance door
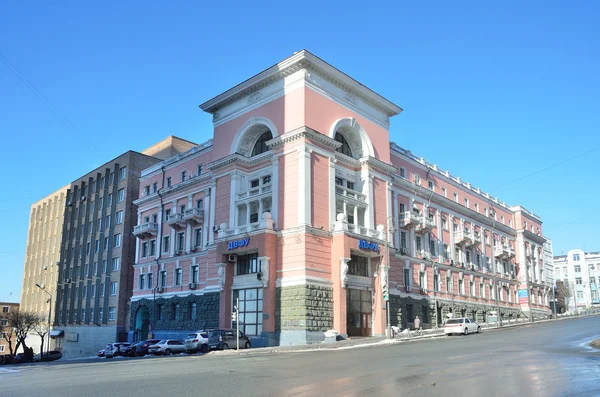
[346,288,372,337]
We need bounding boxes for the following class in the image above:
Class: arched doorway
[135,306,150,342]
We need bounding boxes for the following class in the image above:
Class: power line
[0,51,104,157]
[497,146,600,189]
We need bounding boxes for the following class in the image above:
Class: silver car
[148,340,187,355]
[104,342,131,358]
[184,331,209,354]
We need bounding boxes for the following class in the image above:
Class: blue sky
[1,1,598,301]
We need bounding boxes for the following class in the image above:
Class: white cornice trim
[199,50,402,119]
[267,126,341,151]
[206,152,272,172]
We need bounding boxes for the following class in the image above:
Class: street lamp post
[35,283,52,359]
[152,285,160,339]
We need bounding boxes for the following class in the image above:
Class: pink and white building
[129,51,551,346]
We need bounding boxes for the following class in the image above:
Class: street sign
[518,289,529,304]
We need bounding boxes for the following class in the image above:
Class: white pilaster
[329,158,337,229]
[271,156,279,227]
[209,181,216,245]
[392,190,400,249]
[297,147,312,226]
[229,172,239,229]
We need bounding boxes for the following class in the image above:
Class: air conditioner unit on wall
[188,283,197,290]
[228,254,237,262]
[157,287,164,293]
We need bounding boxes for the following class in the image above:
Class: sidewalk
[208,311,600,356]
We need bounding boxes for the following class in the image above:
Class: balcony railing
[400,211,421,227]
[494,245,511,258]
[470,233,482,247]
[335,186,366,202]
[183,208,204,225]
[417,217,435,232]
[237,184,272,200]
[454,230,473,246]
[166,213,186,229]
[133,222,158,238]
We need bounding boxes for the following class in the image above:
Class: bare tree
[1,320,16,357]
[6,310,42,359]
[32,321,50,359]
[556,281,571,313]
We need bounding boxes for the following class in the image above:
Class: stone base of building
[51,325,122,358]
[274,284,334,346]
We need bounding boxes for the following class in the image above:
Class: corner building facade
[131,51,551,346]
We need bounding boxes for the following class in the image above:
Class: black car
[207,329,252,350]
[33,351,63,362]
[122,339,161,357]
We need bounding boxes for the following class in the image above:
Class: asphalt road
[2,316,600,397]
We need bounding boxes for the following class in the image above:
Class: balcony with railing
[133,222,158,238]
[166,213,186,229]
[237,184,272,201]
[454,230,473,246]
[416,217,435,233]
[183,208,204,225]
[494,245,510,259]
[335,185,366,202]
[469,232,482,247]
[399,211,421,228]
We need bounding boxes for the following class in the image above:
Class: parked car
[207,329,252,350]
[104,342,131,358]
[33,351,63,362]
[122,339,161,357]
[444,318,481,336]
[148,340,187,355]
[184,331,209,354]
[97,349,105,358]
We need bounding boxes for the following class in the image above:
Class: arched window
[251,131,273,156]
[334,132,353,157]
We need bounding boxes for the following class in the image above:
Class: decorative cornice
[133,174,212,207]
[521,229,546,245]
[206,151,273,172]
[334,152,361,168]
[267,126,341,151]
[199,50,402,119]
[360,155,398,175]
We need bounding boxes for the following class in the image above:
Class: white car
[444,318,481,336]
[148,340,187,355]
[184,331,209,354]
[104,342,131,358]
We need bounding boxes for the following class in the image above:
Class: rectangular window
[400,168,405,178]
[108,307,116,321]
[464,198,469,208]
[105,215,111,228]
[97,218,102,231]
[433,274,439,291]
[416,236,422,252]
[441,187,446,197]
[576,278,582,285]
[192,265,199,284]
[181,171,187,182]
[152,183,158,193]
[197,164,203,176]
[90,308,95,323]
[404,268,411,287]
[109,172,114,185]
[144,186,150,196]
[163,236,170,253]
[93,262,98,276]
[100,177,105,189]
[110,282,117,296]
[573,254,580,261]
[251,179,259,188]
[81,309,86,323]
[195,229,202,247]
[470,281,475,296]
[419,272,425,289]
[177,232,185,251]
[86,242,91,255]
[104,237,109,251]
[175,268,182,286]
[453,193,458,202]
[139,274,145,290]
[99,307,103,321]
[196,199,203,209]
[103,260,108,273]
[107,193,113,207]
[414,174,421,185]
[429,239,436,256]
[400,231,407,250]
[89,222,94,234]
[180,205,186,214]
[459,279,464,295]
[480,283,484,298]
[574,265,581,273]
[112,258,119,271]
[115,211,123,224]
[117,189,125,202]
[82,286,87,299]
[160,270,167,287]
[148,273,153,289]
[119,167,127,180]
[232,288,263,336]
[150,240,156,256]
[428,180,434,190]
[166,177,172,188]
[474,203,478,213]
[348,255,369,277]
[442,218,447,230]
[101,283,105,297]
[142,242,148,258]
[92,284,96,298]
[114,233,121,247]
[236,253,260,275]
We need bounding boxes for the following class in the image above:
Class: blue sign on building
[358,239,379,252]
[228,238,250,250]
